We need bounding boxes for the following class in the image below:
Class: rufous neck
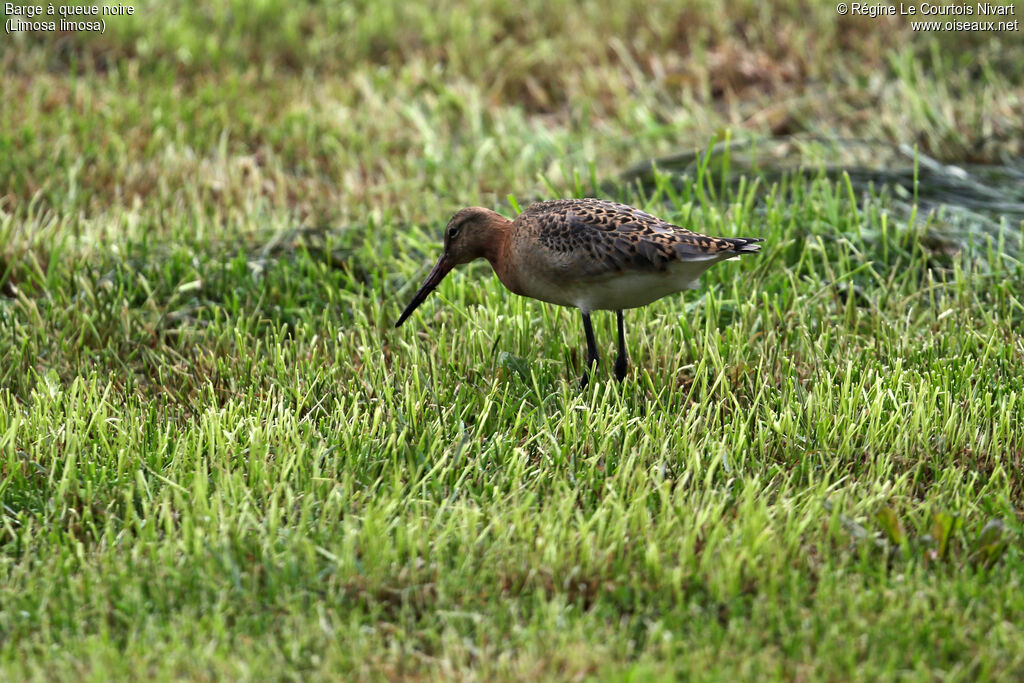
[482,215,513,265]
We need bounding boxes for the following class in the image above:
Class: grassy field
[2,1,1024,679]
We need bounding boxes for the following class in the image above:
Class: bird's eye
[448,225,460,239]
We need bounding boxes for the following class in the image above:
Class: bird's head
[395,207,510,327]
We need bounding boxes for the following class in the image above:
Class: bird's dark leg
[614,310,628,382]
[579,311,599,389]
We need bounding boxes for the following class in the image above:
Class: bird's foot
[579,358,599,390]
[614,355,628,382]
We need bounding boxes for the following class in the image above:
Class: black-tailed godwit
[396,198,763,386]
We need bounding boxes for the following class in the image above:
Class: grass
[2,0,1024,679]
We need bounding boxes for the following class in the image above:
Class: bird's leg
[614,310,628,382]
[579,311,599,389]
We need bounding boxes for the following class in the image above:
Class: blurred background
[3,0,1021,227]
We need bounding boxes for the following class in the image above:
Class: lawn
[1,1,1023,679]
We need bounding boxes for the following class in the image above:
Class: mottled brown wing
[523,199,760,277]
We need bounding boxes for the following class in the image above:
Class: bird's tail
[727,237,764,254]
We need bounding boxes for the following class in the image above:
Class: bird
[395,198,763,387]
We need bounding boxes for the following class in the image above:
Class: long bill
[395,255,454,327]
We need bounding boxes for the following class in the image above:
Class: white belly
[522,257,734,312]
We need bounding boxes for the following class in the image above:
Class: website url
[911,18,1020,29]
